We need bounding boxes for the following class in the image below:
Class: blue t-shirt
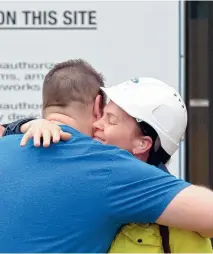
[0,125,190,252]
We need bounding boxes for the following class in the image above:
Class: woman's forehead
[104,101,123,114]
[104,101,134,121]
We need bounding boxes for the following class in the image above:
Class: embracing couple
[0,59,212,252]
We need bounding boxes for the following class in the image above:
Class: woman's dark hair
[138,121,171,166]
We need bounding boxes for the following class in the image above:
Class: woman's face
[92,101,142,153]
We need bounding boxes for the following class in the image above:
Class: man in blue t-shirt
[0,59,213,252]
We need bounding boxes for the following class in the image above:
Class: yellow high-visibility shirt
[109,223,212,253]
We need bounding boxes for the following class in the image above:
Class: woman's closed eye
[107,113,118,125]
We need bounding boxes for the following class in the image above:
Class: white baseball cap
[101,77,187,156]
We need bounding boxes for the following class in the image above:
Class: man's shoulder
[0,134,26,162]
[107,149,180,186]
[109,148,154,171]
[0,133,23,143]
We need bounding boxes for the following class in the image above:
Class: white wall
[0,1,185,178]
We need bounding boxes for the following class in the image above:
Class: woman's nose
[92,118,104,130]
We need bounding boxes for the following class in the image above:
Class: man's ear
[132,136,153,156]
[93,95,103,121]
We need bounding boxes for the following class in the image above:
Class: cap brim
[101,86,141,121]
[100,86,127,111]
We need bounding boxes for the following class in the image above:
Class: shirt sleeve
[3,118,35,136]
[106,149,191,224]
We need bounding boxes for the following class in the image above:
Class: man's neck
[45,113,79,129]
[45,113,91,136]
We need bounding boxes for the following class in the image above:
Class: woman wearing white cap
[11,77,212,253]
[93,77,186,169]
[92,77,212,253]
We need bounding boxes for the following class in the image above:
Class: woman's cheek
[104,126,119,145]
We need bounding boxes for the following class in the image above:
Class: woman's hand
[20,119,71,147]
